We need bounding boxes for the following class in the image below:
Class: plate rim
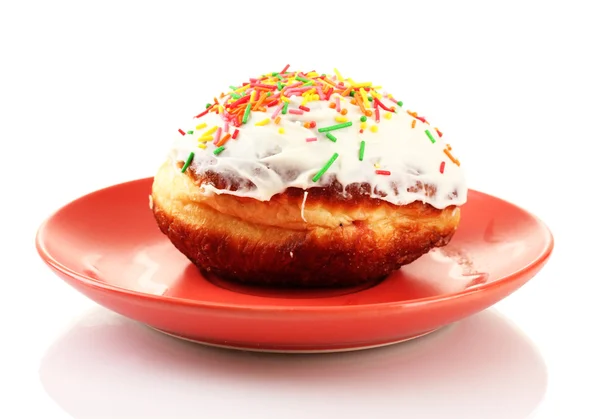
[35,177,554,313]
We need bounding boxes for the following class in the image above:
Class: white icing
[168,79,467,209]
[300,190,308,222]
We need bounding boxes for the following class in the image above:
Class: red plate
[36,178,553,352]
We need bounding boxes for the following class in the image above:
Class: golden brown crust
[151,160,460,287]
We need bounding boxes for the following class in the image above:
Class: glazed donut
[151,67,467,287]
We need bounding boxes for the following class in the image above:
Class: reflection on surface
[40,309,546,419]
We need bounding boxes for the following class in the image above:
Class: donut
[151,67,467,287]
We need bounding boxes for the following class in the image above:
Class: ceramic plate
[36,178,553,352]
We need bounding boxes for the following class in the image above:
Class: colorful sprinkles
[176,66,460,183]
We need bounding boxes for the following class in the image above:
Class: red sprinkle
[194,109,210,118]
[436,128,443,137]
[309,121,316,128]
[440,161,446,173]
[373,97,394,112]
[375,170,391,175]
[375,105,380,123]
[178,129,186,136]
[229,95,251,108]
[306,137,317,142]
[280,64,290,73]
[288,109,304,115]
[359,129,364,133]
[299,105,310,112]
[232,129,240,139]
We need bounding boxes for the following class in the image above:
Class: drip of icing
[301,190,308,222]
[168,70,467,210]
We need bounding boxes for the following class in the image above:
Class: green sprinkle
[229,85,238,91]
[213,146,225,155]
[266,92,272,97]
[302,81,314,86]
[425,130,436,143]
[360,115,367,122]
[242,102,252,124]
[349,91,355,97]
[359,141,365,161]
[205,103,212,109]
[295,76,310,83]
[181,152,194,173]
[275,73,283,80]
[282,102,289,114]
[368,96,373,102]
[271,72,278,76]
[318,121,353,132]
[326,132,337,142]
[187,130,194,135]
[312,153,339,182]
[396,101,403,107]
[277,81,284,91]
[231,92,241,99]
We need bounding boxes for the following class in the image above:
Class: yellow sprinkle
[301,96,309,106]
[255,118,270,126]
[384,112,393,120]
[250,90,256,103]
[197,143,207,149]
[303,88,316,96]
[275,116,281,124]
[351,81,372,88]
[370,125,379,133]
[198,135,213,143]
[306,71,319,77]
[334,67,344,82]
[320,78,336,88]
[374,162,381,168]
[278,127,285,134]
[281,95,290,102]
[360,88,370,109]
[335,116,348,122]
[234,84,251,93]
[371,91,382,99]
[203,126,218,136]
[311,94,319,101]
[360,122,367,130]
[195,122,207,130]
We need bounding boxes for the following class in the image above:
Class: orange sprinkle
[303,121,311,128]
[365,109,373,117]
[253,92,268,110]
[341,108,348,115]
[444,149,460,166]
[329,102,336,108]
[350,99,357,105]
[216,133,231,147]
[341,87,352,96]
[275,116,281,124]
[411,120,416,128]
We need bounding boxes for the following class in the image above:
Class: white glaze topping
[167,71,467,209]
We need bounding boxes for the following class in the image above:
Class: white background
[1,0,598,418]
